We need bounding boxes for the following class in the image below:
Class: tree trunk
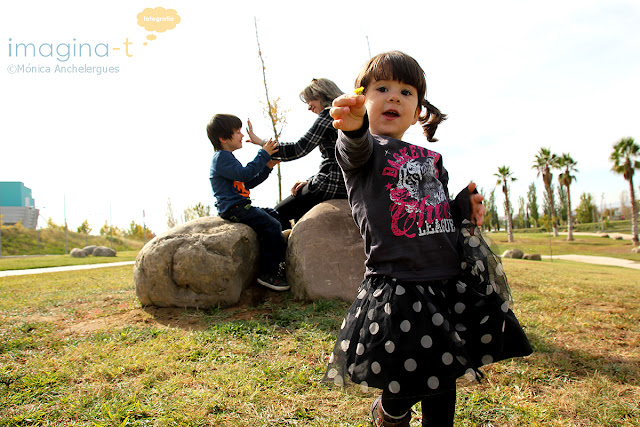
[504,186,514,242]
[566,184,574,241]
[629,177,639,246]
[545,183,559,237]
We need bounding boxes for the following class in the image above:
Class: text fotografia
[7,64,119,75]
[8,38,136,62]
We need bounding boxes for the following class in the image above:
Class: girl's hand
[468,182,485,226]
[330,93,366,131]
[291,180,308,196]
[266,159,280,169]
[262,138,279,156]
[246,119,264,146]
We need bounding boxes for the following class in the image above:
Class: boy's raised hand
[262,138,279,156]
[330,93,366,131]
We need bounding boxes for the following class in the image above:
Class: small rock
[502,249,524,259]
[615,236,623,240]
[93,246,117,257]
[523,253,541,261]
[601,234,610,238]
[70,248,88,258]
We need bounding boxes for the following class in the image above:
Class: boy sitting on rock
[207,114,289,291]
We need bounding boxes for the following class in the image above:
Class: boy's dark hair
[206,114,242,151]
[355,51,447,142]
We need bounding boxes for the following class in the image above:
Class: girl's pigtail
[420,99,447,142]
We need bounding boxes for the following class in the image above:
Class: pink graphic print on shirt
[381,145,454,238]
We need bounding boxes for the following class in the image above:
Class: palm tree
[495,166,517,242]
[610,137,640,246]
[532,148,560,237]
[556,153,578,241]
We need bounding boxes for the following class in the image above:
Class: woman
[247,78,347,230]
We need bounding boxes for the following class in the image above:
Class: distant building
[0,182,39,229]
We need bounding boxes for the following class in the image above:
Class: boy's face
[364,79,420,140]
[220,128,244,152]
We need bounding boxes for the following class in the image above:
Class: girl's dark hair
[206,114,242,151]
[299,78,344,108]
[355,51,447,142]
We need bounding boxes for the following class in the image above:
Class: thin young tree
[533,148,560,237]
[556,153,578,241]
[609,137,640,246]
[527,182,540,228]
[495,166,517,242]
[254,17,287,202]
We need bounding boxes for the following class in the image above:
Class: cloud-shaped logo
[137,7,181,33]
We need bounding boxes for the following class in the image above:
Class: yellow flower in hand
[354,86,365,95]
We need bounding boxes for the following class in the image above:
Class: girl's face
[364,79,420,140]
[307,99,324,115]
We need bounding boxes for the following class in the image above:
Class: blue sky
[2,0,639,235]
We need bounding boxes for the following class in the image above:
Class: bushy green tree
[77,220,91,235]
[527,182,539,228]
[183,203,211,223]
[575,193,596,224]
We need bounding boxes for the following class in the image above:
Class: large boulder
[93,246,116,257]
[83,245,97,255]
[134,217,259,308]
[523,253,542,261]
[286,199,365,302]
[70,248,88,258]
[502,248,524,259]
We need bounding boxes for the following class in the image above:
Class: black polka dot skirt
[324,220,533,398]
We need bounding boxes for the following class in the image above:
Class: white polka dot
[461,261,468,270]
[432,313,444,326]
[454,302,466,314]
[413,301,422,312]
[367,309,375,320]
[482,355,494,364]
[389,381,401,393]
[502,321,506,332]
[384,303,392,315]
[443,320,450,331]
[334,375,344,386]
[469,236,480,247]
[340,340,350,352]
[371,361,381,374]
[480,315,489,325]
[404,358,417,372]
[476,260,485,272]
[340,319,346,329]
[452,332,462,342]
[441,291,446,298]
[373,289,383,298]
[327,368,337,378]
[428,376,440,389]
[348,363,355,374]
[461,228,471,237]
[416,285,425,294]
[481,334,492,344]
[427,303,437,313]
[496,264,505,276]
[385,340,395,353]
[355,307,362,318]
[360,381,369,392]
[428,286,435,295]
[457,356,468,365]
[396,285,406,295]
[356,343,365,355]
[421,335,433,348]
[400,320,411,332]
[329,353,335,363]
[456,281,467,293]
[357,289,367,299]
[501,301,510,313]
[465,369,476,380]
[369,322,380,335]
[455,323,467,332]
[485,284,493,295]
[442,352,453,365]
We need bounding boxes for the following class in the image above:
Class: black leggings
[274,183,326,230]
[382,386,456,427]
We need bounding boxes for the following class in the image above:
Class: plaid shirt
[272,108,347,199]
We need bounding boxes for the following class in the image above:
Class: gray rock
[286,199,366,302]
[502,249,524,259]
[601,234,610,238]
[632,247,640,254]
[523,253,542,261]
[70,248,88,258]
[93,246,117,257]
[83,245,97,255]
[134,217,259,308]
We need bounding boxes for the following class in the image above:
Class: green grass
[0,251,139,271]
[0,260,638,426]
[484,231,640,262]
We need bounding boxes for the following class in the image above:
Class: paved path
[0,261,135,277]
[541,255,640,270]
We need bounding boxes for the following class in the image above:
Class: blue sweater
[209,149,273,214]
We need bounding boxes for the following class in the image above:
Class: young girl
[324,51,532,426]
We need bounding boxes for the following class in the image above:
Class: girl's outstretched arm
[467,182,485,226]
[330,93,366,131]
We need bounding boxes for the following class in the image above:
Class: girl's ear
[412,105,421,125]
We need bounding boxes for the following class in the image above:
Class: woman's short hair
[299,78,344,108]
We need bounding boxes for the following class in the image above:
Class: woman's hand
[262,139,279,156]
[468,182,485,226]
[246,119,264,146]
[267,159,281,169]
[291,180,308,196]
[330,93,366,131]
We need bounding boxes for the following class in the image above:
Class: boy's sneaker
[371,396,411,427]
[257,273,290,292]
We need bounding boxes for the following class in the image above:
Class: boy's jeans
[220,203,285,275]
